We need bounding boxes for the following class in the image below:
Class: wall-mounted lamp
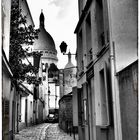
[59,41,76,56]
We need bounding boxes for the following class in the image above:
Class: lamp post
[59,41,77,95]
[59,41,76,56]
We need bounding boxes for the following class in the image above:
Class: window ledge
[97,125,110,130]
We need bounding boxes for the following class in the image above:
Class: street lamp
[59,41,76,56]
[59,41,67,54]
[59,41,77,96]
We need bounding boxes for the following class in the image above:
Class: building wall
[75,0,138,140]
[20,97,26,128]
[2,67,12,140]
[118,61,138,140]
[37,99,44,123]
[16,0,35,128]
[109,0,138,72]
[59,69,64,98]
[72,87,78,127]
[27,94,33,126]
[94,51,114,140]
[9,86,16,139]
[75,0,112,139]
[19,96,26,131]
[2,0,13,139]
[2,0,11,60]
[59,95,73,132]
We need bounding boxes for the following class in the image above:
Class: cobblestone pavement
[14,123,78,140]
[45,123,78,140]
[15,123,50,140]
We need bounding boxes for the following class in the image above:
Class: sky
[27,0,78,69]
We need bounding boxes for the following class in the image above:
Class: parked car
[46,113,59,123]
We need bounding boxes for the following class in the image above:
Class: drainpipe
[107,1,122,140]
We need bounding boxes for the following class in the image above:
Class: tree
[9,0,41,85]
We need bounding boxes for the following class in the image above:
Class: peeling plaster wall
[118,61,138,140]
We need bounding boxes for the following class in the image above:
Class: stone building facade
[2,0,13,139]
[74,0,138,140]
[118,61,138,140]
[59,94,73,132]
[12,0,37,132]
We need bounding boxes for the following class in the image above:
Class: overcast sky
[27,0,78,69]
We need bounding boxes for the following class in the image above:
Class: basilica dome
[33,11,57,54]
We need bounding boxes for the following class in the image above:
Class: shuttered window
[3,100,9,117]
[78,88,83,125]
[82,83,88,124]
[99,62,110,126]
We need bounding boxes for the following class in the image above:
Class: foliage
[9,1,41,85]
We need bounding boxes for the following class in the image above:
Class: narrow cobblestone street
[15,123,78,140]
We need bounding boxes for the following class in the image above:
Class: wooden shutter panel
[78,88,82,125]
[82,83,88,124]
[104,61,110,125]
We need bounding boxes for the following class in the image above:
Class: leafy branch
[9,1,41,85]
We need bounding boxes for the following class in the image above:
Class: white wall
[21,97,26,122]
[2,0,11,60]
[49,83,55,108]
[109,0,138,72]
[27,94,33,124]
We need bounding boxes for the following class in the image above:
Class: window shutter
[82,83,88,124]
[78,88,82,126]
[104,61,110,125]
[4,100,9,117]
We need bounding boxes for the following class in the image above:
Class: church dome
[33,11,57,53]
[34,28,57,52]
[65,60,74,69]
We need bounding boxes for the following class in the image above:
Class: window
[99,62,110,126]
[78,88,83,125]
[43,76,46,81]
[86,13,92,62]
[78,30,84,73]
[42,63,46,72]
[82,83,88,125]
[83,99,87,122]
[96,0,104,49]
[96,0,109,51]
